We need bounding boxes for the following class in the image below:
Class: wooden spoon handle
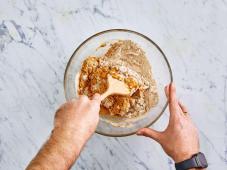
[100,90,111,101]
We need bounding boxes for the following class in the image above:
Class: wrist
[51,127,85,162]
[173,150,199,163]
[175,152,208,170]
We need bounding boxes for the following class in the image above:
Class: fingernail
[71,98,77,102]
[136,131,142,135]
[171,82,175,87]
[92,93,101,100]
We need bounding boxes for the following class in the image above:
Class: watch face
[197,152,208,168]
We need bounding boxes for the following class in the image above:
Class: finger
[137,128,162,142]
[70,98,78,104]
[79,95,89,100]
[165,85,170,98]
[169,83,181,120]
[87,101,101,113]
[90,93,101,106]
[169,83,177,106]
[78,95,90,106]
[178,101,189,115]
[92,93,101,101]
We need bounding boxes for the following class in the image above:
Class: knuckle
[90,99,99,106]
[88,102,99,111]
[70,98,77,103]
[55,103,66,114]
[79,95,89,103]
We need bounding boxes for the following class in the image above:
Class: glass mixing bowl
[64,29,173,137]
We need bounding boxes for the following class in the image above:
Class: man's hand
[26,94,101,170]
[54,94,101,146]
[137,83,199,163]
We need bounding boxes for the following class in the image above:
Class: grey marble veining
[0,0,227,169]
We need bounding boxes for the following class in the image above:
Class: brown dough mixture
[78,40,158,118]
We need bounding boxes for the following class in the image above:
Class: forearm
[26,129,83,170]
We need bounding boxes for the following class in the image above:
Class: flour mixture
[78,40,158,118]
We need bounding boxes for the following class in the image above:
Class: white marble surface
[0,0,227,169]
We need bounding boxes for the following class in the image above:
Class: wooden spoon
[101,74,131,101]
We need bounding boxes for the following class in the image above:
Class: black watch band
[175,152,208,170]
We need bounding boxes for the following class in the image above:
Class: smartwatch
[175,152,208,170]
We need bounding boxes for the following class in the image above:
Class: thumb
[91,93,101,105]
[137,128,162,142]
[92,93,101,101]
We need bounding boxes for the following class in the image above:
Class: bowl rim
[64,29,173,137]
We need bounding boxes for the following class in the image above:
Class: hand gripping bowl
[64,29,173,137]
